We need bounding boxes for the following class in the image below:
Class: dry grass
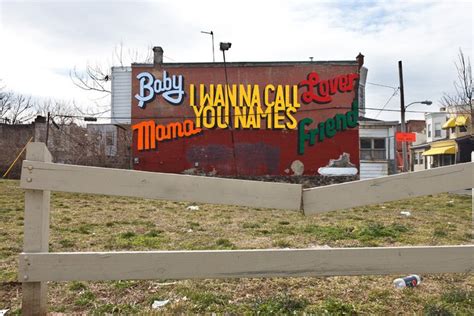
[0,179,472,314]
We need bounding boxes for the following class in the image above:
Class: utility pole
[45,112,50,147]
[398,61,408,172]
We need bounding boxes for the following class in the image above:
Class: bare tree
[70,63,111,94]
[2,93,36,124]
[0,86,12,123]
[441,48,473,128]
[36,98,79,125]
[69,43,153,115]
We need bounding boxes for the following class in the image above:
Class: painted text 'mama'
[132,120,202,151]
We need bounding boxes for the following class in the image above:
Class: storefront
[128,47,364,177]
[422,139,457,168]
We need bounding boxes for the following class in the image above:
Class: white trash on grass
[186,205,200,211]
[393,275,422,288]
[152,299,170,309]
[400,211,411,217]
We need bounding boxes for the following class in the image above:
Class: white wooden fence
[18,143,474,315]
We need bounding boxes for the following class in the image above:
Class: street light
[406,100,432,108]
[201,30,215,62]
[220,42,232,126]
[401,100,432,172]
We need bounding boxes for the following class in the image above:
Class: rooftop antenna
[201,30,215,62]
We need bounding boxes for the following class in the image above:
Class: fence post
[21,143,52,315]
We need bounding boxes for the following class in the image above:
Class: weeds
[181,289,229,311]
[316,298,357,315]
[69,281,87,291]
[253,295,308,314]
[215,238,235,249]
[242,222,260,229]
[0,179,471,313]
[74,290,95,307]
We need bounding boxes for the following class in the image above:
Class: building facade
[111,66,132,124]
[395,120,425,172]
[125,47,366,178]
[359,118,397,179]
[0,117,131,178]
[410,109,472,171]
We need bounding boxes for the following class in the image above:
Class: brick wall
[0,119,132,179]
[0,123,35,178]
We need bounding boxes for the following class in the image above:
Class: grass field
[0,179,473,314]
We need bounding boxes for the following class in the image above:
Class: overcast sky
[0,0,472,122]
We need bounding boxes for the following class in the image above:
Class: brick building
[0,117,131,179]
[395,119,426,172]
[112,47,367,179]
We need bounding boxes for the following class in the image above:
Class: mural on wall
[131,63,361,176]
[135,71,185,107]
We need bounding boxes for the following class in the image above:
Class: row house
[411,107,472,171]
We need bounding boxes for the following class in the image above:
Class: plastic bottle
[393,275,422,288]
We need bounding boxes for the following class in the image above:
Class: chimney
[153,46,163,65]
[34,115,46,123]
[356,52,364,69]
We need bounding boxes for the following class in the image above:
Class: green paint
[297,118,313,155]
[297,100,359,155]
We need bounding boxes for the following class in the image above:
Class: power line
[163,55,177,62]
[51,104,440,122]
[366,82,398,90]
[374,87,400,119]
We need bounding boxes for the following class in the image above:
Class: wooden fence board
[19,246,473,282]
[22,143,51,315]
[303,162,473,215]
[20,161,302,210]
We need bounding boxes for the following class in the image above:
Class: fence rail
[20,160,302,211]
[18,143,473,315]
[19,246,473,282]
[303,162,473,214]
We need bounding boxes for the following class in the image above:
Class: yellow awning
[422,145,456,156]
[442,117,456,129]
[455,115,468,126]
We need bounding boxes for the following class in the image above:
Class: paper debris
[152,299,170,309]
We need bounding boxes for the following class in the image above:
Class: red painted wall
[131,62,360,176]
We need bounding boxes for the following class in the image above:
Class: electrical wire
[366,82,398,90]
[374,88,400,119]
[52,103,439,122]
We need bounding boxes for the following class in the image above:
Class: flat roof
[359,120,399,126]
[132,60,358,68]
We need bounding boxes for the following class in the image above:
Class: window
[459,125,467,133]
[360,138,386,160]
[360,138,371,149]
[104,130,117,157]
[427,124,431,137]
[434,123,441,137]
[419,152,423,165]
[450,127,455,134]
[373,139,385,149]
[106,130,115,146]
[441,154,454,166]
[414,154,418,165]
